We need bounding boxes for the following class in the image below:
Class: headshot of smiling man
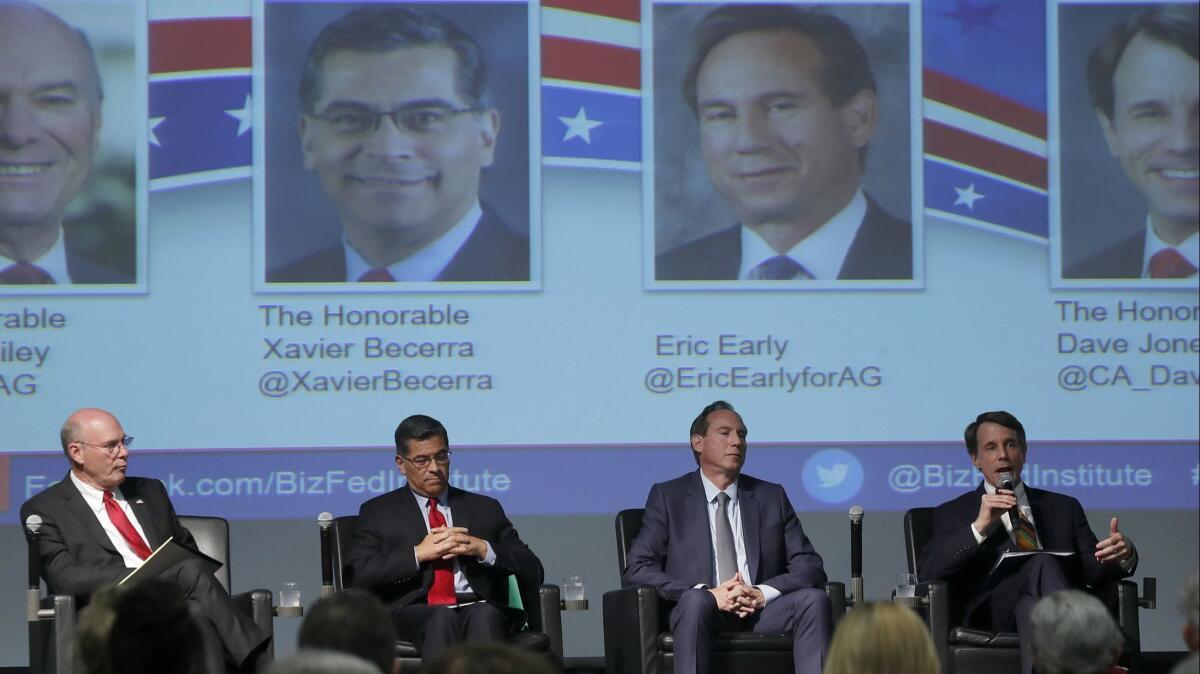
[0,1,134,286]
[1063,4,1198,280]
[654,4,912,283]
[267,5,530,284]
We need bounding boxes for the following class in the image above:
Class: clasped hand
[708,573,765,618]
[415,526,486,563]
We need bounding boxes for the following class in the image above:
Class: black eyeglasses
[77,435,133,457]
[309,103,480,137]
[400,449,452,469]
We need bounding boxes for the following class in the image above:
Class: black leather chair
[319,515,563,669]
[602,508,847,674]
[25,515,274,674]
[903,507,1155,674]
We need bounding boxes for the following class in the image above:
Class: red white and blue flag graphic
[922,0,1048,241]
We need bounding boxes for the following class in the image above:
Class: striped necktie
[1013,510,1039,551]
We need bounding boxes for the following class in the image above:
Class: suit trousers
[162,559,269,672]
[391,601,509,662]
[967,554,1070,674]
[669,587,831,674]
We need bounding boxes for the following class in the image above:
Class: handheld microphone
[848,505,864,607]
[996,472,1020,523]
[318,512,334,597]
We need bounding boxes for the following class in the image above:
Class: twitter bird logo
[802,450,864,503]
[816,463,849,488]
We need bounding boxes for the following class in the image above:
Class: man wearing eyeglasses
[346,414,544,661]
[267,6,529,284]
[19,408,269,674]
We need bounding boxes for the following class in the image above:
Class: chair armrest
[232,589,275,657]
[918,580,951,674]
[825,581,847,629]
[603,586,660,674]
[528,584,563,661]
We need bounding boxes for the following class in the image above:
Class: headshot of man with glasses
[345,413,544,660]
[267,5,530,284]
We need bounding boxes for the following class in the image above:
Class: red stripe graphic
[150,18,251,74]
[543,36,640,90]
[543,0,639,22]
[924,69,1046,140]
[925,120,1047,190]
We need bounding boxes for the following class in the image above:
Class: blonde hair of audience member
[1031,590,1123,674]
[824,602,940,674]
[265,649,380,674]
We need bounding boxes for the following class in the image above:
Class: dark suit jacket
[656,195,912,281]
[1063,230,1145,279]
[917,482,1134,623]
[622,472,827,601]
[268,203,530,283]
[20,475,196,598]
[346,486,544,619]
[63,225,135,284]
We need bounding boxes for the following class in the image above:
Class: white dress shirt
[410,489,496,595]
[344,202,482,282]
[0,227,71,283]
[1141,217,1199,278]
[738,190,867,280]
[699,471,781,605]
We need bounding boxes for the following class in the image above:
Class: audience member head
[298,590,397,673]
[823,601,939,674]
[418,642,560,674]
[265,650,381,674]
[1031,590,1123,674]
[74,584,121,674]
[108,578,205,674]
[1181,569,1200,652]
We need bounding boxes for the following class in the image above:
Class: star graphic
[148,116,166,147]
[954,183,985,211]
[225,94,253,137]
[559,107,602,144]
[941,0,998,34]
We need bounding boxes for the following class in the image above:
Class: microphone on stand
[849,505,864,608]
[25,515,43,621]
[317,512,334,598]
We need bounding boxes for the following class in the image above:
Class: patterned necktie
[1149,248,1197,279]
[357,268,396,282]
[103,491,152,560]
[0,262,54,285]
[426,498,457,605]
[1013,510,1039,552]
[748,255,814,280]
[713,493,738,585]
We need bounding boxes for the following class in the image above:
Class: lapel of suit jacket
[122,480,161,548]
[59,473,119,555]
[447,487,470,532]
[683,472,715,583]
[739,478,761,582]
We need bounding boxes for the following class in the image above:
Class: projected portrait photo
[0,0,141,293]
[259,2,534,290]
[1055,3,1198,286]
[649,3,917,288]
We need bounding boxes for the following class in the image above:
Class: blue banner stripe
[925,159,1049,238]
[149,77,253,180]
[542,85,641,162]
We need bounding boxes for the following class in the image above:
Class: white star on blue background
[559,107,603,144]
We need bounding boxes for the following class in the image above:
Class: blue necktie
[748,255,813,280]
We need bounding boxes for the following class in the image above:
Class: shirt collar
[343,202,482,282]
[738,190,867,280]
[982,478,1028,502]
[410,487,450,510]
[69,470,124,510]
[1141,216,1200,278]
[699,469,739,504]
[0,227,70,283]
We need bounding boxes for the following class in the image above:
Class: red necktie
[426,498,456,605]
[0,262,54,284]
[357,268,396,282]
[1149,248,1197,278]
[103,491,152,560]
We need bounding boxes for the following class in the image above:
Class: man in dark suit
[919,411,1137,674]
[656,5,911,282]
[0,3,134,287]
[267,6,529,285]
[623,401,831,674]
[346,414,543,661]
[19,408,268,674]
[1065,5,1197,280]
